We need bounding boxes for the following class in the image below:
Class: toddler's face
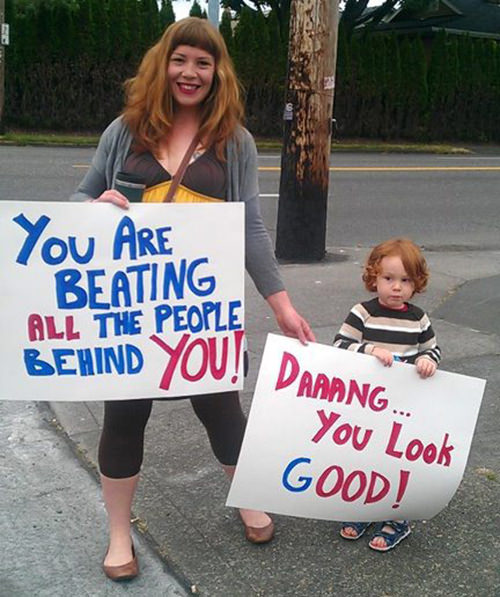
[375,255,415,309]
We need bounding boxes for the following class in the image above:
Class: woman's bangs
[171,25,218,59]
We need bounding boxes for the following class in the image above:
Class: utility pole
[0,0,6,134]
[275,0,339,261]
[207,0,219,26]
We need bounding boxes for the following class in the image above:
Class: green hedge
[6,1,500,141]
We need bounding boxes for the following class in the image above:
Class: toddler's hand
[416,357,437,378]
[372,347,393,367]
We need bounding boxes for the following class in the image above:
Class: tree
[224,1,435,39]
[140,0,161,46]
[160,0,175,28]
[190,0,203,18]
[109,0,131,60]
[232,6,257,84]
[90,0,110,60]
[223,0,290,20]
[341,0,396,36]
[222,1,290,41]
[341,0,437,36]
[219,8,233,53]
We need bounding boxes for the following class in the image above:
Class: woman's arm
[238,132,314,343]
[266,290,315,344]
[71,132,111,201]
[71,117,131,206]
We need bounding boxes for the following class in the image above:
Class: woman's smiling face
[167,44,215,109]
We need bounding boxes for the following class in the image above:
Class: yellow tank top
[142,180,224,204]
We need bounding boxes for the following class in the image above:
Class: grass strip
[0,131,470,154]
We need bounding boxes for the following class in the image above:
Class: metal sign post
[0,0,7,134]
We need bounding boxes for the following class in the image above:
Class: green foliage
[5,0,150,129]
[159,0,176,29]
[232,7,257,85]
[189,1,203,18]
[230,6,287,134]
[219,9,234,54]
[90,0,110,60]
[340,0,435,36]
[109,0,131,60]
[222,0,290,42]
[140,0,162,48]
[399,36,427,138]
[6,0,500,142]
[334,31,500,143]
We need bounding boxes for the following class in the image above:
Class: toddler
[333,238,441,551]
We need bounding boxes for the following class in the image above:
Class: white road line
[439,156,500,160]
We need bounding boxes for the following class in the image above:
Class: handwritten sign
[227,334,485,521]
[0,201,245,401]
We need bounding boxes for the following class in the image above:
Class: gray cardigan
[71,117,284,299]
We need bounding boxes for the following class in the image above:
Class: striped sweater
[333,298,441,365]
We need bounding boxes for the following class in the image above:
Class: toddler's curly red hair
[362,238,429,294]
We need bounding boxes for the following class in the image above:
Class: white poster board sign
[227,334,485,521]
[0,201,245,401]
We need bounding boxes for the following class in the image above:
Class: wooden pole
[207,0,219,26]
[276,0,339,261]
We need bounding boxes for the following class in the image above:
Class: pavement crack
[33,485,72,498]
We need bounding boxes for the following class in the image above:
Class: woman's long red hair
[122,17,244,159]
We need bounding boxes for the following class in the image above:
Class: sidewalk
[1,399,190,596]
[3,245,499,596]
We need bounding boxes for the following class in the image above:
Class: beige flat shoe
[102,543,139,581]
[241,517,275,544]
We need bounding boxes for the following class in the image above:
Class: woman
[72,17,315,581]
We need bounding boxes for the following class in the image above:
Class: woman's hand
[371,346,394,367]
[266,291,315,345]
[91,189,129,210]
[416,356,437,378]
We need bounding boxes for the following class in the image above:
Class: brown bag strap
[163,135,200,203]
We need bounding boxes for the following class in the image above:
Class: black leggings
[98,391,247,478]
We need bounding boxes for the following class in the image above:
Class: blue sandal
[340,521,371,540]
[369,520,411,552]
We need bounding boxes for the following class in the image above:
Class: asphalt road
[1,146,499,251]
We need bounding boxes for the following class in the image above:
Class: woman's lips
[178,82,199,95]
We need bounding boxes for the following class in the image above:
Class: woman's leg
[99,399,152,566]
[221,464,272,530]
[190,391,272,530]
[101,473,139,566]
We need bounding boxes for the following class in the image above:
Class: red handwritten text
[28,314,80,341]
[275,351,388,412]
[385,422,454,467]
[311,409,373,451]
[150,330,245,391]
[282,456,411,508]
